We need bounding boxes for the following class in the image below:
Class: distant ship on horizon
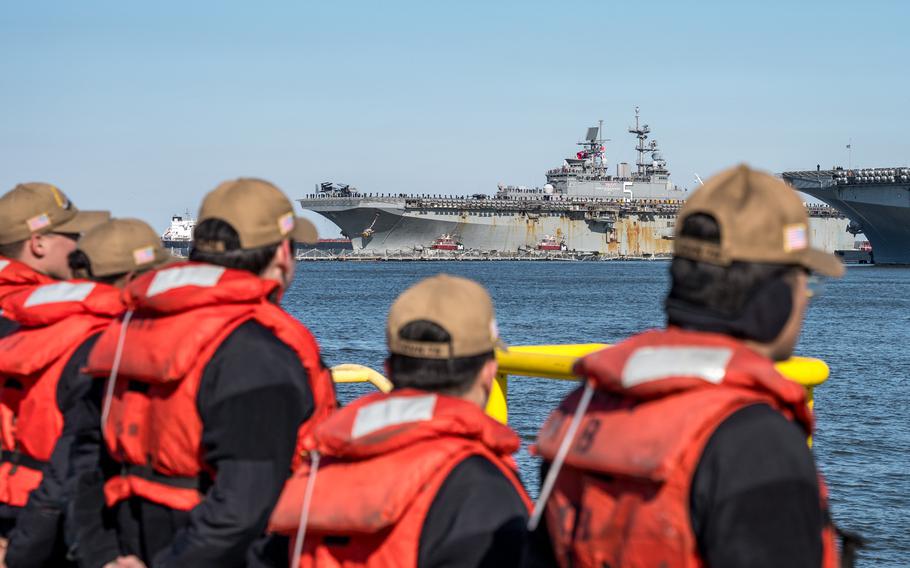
[298,108,855,257]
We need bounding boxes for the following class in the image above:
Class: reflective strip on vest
[352,394,437,439]
[622,346,733,387]
[147,265,225,297]
[24,282,95,308]
[0,260,9,272]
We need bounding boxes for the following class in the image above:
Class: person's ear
[266,239,294,288]
[28,232,46,259]
[276,239,292,269]
[479,357,498,392]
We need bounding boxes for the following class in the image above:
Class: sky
[1,0,908,237]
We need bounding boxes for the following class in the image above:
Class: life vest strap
[120,463,204,491]
[0,449,49,472]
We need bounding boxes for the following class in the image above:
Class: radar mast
[629,106,651,178]
[576,119,610,172]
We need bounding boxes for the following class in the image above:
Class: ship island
[297,109,855,259]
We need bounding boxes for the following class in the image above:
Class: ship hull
[784,172,910,265]
[303,199,854,256]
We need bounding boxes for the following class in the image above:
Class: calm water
[283,261,910,567]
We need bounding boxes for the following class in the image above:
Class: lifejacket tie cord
[528,379,595,532]
[101,310,134,430]
[291,450,321,568]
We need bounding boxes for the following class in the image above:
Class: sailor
[530,165,845,567]
[71,179,337,567]
[0,219,170,568]
[264,274,531,568]
[0,182,108,558]
[0,183,108,338]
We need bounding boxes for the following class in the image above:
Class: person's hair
[0,239,26,259]
[189,218,286,274]
[666,213,801,342]
[67,250,126,285]
[387,320,495,395]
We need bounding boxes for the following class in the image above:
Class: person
[0,219,171,568]
[265,274,531,568]
[530,165,845,567]
[0,182,108,560]
[0,182,108,338]
[71,179,337,567]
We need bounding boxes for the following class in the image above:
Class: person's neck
[11,255,50,278]
[742,340,782,362]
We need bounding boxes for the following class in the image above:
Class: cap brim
[291,217,319,244]
[54,210,111,235]
[801,248,845,278]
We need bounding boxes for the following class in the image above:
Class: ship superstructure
[160,212,195,257]
[783,168,910,264]
[299,109,854,256]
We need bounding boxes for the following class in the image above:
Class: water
[283,261,910,566]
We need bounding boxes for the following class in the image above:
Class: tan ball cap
[674,164,845,277]
[77,218,173,277]
[387,274,506,359]
[0,182,110,245]
[196,178,318,250]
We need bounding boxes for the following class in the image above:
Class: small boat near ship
[536,235,568,252]
[431,234,464,251]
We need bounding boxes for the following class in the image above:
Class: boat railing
[330,343,830,442]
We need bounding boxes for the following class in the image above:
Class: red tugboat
[431,234,464,251]
[537,235,568,251]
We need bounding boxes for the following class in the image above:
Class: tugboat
[431,234,464,251]
[537,235,568,252]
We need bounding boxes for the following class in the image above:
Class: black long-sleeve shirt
[3,335,101,567]
[0,315,17,338]
[72,320,316,568]
[250,454,529,568]
[528,403,824,567]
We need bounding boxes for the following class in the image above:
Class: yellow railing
[331,363,394,392]
[331,344,830,426]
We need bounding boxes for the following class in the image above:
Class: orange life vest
[535,328,839,568]
[0,257,53,315]
[0,280,124,506]
[84,262,336,512]
[269,389,532,568]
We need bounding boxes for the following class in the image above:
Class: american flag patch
[278,212,294,235]
[133,246,156,265]
[27,213,51,231]
[783,224,808,252]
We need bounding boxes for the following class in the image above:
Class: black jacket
[71,320,316,568]
[2,335,101,567]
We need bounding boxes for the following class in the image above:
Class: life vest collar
[0,256,53,303]
[574,327,808,408]
[1,281,125,327]
[123,261,279,314]
[312,389,520,459]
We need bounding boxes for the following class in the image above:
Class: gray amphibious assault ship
[299,109,854,256]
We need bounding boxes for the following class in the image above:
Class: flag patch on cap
[133,246,156,265]
[783,223,808,252]
[278,212,294,235]
[27,213,51,231]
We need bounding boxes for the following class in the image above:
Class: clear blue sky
[1,1,907,237]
